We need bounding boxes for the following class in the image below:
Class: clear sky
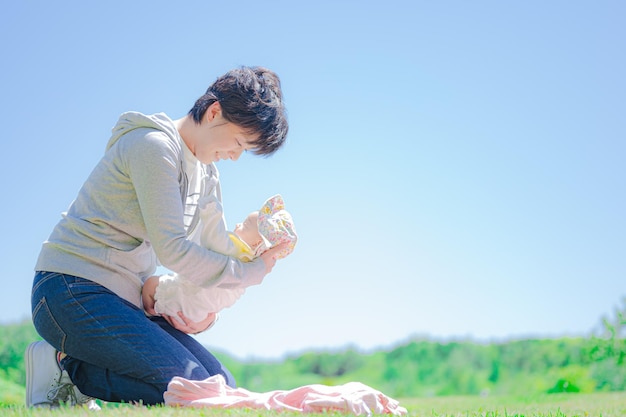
[1,1,624,360]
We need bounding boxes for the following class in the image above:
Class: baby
[142,194,297,323]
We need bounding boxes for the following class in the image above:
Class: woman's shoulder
[108,112,182,153]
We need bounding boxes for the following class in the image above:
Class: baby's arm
[141,275,160,316]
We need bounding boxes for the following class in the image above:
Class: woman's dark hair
[189,66,288,156]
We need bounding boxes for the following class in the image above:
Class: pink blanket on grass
[164,374,408,416]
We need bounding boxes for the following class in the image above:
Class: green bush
[2,317,626,404]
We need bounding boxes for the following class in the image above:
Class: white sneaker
[25,341,101,410]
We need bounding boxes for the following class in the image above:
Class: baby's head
[234,195,297,259]
[233,211,264,252]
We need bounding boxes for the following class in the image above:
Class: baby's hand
[141,275,159,316]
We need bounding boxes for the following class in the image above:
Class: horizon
[1,312,615,363]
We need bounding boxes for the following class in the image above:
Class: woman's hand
[259,242,290,274]
[141,276,159,316]
[163,311,219,335]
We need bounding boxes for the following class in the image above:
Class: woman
[26,66,289,407]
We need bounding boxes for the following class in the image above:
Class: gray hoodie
[35,112,265,309]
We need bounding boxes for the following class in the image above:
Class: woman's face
[194,102,257,164]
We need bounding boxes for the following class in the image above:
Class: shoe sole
[25,342,37,407]
[25,341,100,410]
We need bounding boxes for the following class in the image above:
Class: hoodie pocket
[107,240,156,278]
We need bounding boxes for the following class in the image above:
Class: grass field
[401,392,626,416]
[1,392,625,417]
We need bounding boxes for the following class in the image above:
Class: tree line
[2,300,624,399]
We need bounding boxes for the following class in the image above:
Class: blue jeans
[31,271,235,405]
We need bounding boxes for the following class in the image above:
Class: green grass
[1,392,625,417]
[0,379,26,406]
[401,392,626,416]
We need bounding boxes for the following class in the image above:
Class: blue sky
[1,1,624,360]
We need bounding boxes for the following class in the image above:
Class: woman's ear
[205,101,222,123]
